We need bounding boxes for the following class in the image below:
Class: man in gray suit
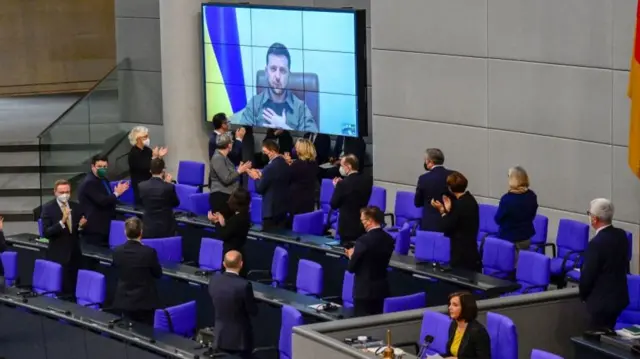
[209,133,252,216]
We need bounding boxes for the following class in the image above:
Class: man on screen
[238,43,318,132]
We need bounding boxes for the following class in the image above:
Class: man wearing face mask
[40,179,87,295]
[138,159,180,238]
[330,154,373,245]
[78,154,130,247]
[248,139,291,231]
[414,148,453,232]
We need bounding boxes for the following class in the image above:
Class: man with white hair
[579,198,629,330]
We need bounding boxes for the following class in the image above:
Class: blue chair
[531,349,564,359]
[247,176,260,198]
[567,229,633,283]
[393,191,421,229]
[37,219,44,237]
[616,275,640,329]
[33,259,62,298]
[296,259,323,296]
[248,246,289,287]
[1,251,18,286]
[292,210,325,236]
[177,161,206,191]
[142,236,182,263]
[482,237,516,280]
[319,179,337,225]
[487,312,518,359]
[477,204,500,250]
[322,270,355,308]
[383,292,426,314]
[417,310,452,355]
[414,231,450,265]
[368,186,392,225]
[387,223,411,255]
[505,251,550,296]
[549,219,589,277]
[253,305,303,359]
[189,193,210,216]
[110,180,134,205]
[154,300,197,338]
[529,214,549,253]
[198,237,223,271]
[250,196,263,225]
[174,184,198,212]
[75,270,106,309]
[108,220,126,248]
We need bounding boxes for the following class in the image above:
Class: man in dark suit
[139,158,180,238]
[208,250,258,358]
[414,148,453,232]
[77,154,129,247]
[330,155,373,245]
[40,179,87,295]
[208,113,245,164]
[112,217,162,325]
[249,139,291,231]
[580,198,630,330]
[346,207,395,317]
[303,132,331,164]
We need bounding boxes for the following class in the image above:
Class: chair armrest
[561,250,584,274]
[393,341,419,355]
[522,285,547,294]
[545,243,557,258]
[384,213,395,227]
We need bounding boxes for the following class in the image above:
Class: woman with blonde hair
[285,138,319,223]
[127,126,167,205]
[494,166,538,252]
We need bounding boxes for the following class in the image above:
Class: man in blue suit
[208,113,245,164]
[414,148,453,232]
[77,154,129,247]
[249,139,291,231]
[580,198,629,330]
[41,179,87,295]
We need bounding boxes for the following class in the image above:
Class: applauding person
[210,132,252,216]
[127,126,167,205]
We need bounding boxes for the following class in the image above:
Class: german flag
[628,1,640,179]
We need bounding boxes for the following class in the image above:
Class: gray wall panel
[118,70,163,125]
[613,70,632,146]
[613,0,636,71]
[115,0,160,18]
[116,18,162,72]
[613,146,640,224]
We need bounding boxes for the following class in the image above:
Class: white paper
[426,355,444,359]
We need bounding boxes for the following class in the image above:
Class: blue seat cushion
[566,270,581,282]
[550,258,575,275]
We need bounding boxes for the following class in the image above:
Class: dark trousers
[122,309,155,326]
[209,191,231,217]
[589,309,622,330]
[61,264,79,296]
[262,216,287,232]
[219,348,253,359]
[354,298,385,317]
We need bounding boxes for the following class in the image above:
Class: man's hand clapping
[237,161,252,174]
[114,181,130,196]
[332,177,342,187]
[248,169,262,180]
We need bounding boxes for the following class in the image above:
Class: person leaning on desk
[443,292,491,359]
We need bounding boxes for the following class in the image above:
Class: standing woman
[444,292,491,359]
[285,138,319,221]
[127,126,167,205]
[208,188,251,275]
[209,133,252,216]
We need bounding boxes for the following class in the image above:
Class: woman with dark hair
[431,172,482,272]
[444,292,491,359]
[207,188,251,257]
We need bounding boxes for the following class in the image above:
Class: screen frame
[200,2,369,138]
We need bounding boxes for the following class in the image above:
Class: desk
[0,287,221,359]
[571,337,638,359]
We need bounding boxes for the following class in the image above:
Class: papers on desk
[319,162,335,169]
[35,237,49,244]
[618,325,640,338]
[426,354,444,359]
[308,303,342,311]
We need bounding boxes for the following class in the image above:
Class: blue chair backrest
[479,204,499,234]
[250,196,263,225]
[487,312,518,359]
[1,251,18,286]
[247,176,259,197]
[109,220,127,248]
[319,179,334,214]
[33,259,62,297]
[37,219,44,237]
[617,275,640,328]
[414,231,450,264]
[271,247,289,286]
[531,349,564,359]
[142,237,182,263]
[189,193,210,216]
[279,305,304,359]
[394,191,421,228]
[342,271,355,308]
[419,310,452,355]
[516,251,550,293]
[199,238,223,271]
[296,259,323,296]
[383,292,426,314]
[387,223,411,255]
[368,186,387,212]
[110,180,134,205]
[75,270,106,309]
[154,300,197,338]
[482,237,515,279]
[177,161,205,188]
[531,214,549,245]
[555,219,589,260]
[292,210,325,236]
[174,184,197,212]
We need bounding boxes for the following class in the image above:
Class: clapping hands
[152,146,168,159]
[332,177,342,186]
[431,195,452,214]
[114,181,130,196]
[207,211,226,226]
[248,169,262,180]
[237,161,253,174]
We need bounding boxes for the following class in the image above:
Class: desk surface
[571,336,638,359]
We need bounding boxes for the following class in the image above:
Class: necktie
[62,203,72,233]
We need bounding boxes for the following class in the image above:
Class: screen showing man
[237,43,317,132]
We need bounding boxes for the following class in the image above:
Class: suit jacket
[444,320,491,359]
[77,173,118,242]
[330,172,373,239]
[208,272,258,352]
[216,210,251,255]
[209,150,240,195]
[127,145,153,204]
[256,156,291,219]
[347,228,395,299]
[333,136,366,166]
[40,199,83,266]
[441,192,482,272]
[208,131,242,164]
[494,190,538,242]
[580,226,630,316]
[139,177,180,238]
[414,166,454,231]
[112,240,162,311]
[303,132,331,164]
[265,129,293,154]
[0,230,6,276]
[289,159,319,215]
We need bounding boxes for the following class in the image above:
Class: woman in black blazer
[127,126,167,205]
[444,292,491,359]
[285,138,319,219]
[208,188,251,274]
[432,172,482,272]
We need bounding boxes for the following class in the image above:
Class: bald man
[208,251,257,358]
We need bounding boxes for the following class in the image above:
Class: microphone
[417,335,434,359]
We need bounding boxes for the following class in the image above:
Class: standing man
[580,198,629,330]
[112,217,162,325]
[330,154,372,245]
[208,112,245,164]
[139,159,180,238]
[208,251,258,358]
[40,180,87,295]
[414,148,453,232]
[346,207,395,317]
[77,154,129,247]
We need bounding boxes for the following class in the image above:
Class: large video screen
[201,4,367,137]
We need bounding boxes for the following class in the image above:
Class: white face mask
[143,139,150,147]
[339,166,348,177]
[57,194,70,203]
